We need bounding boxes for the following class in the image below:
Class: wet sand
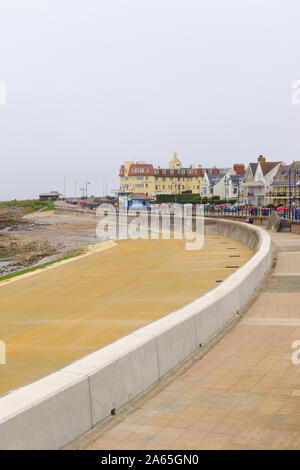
[0,235,252,396]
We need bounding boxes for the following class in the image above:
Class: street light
[224,176,230,203]
[210,182,214,202]
[63,176,69,199]
[74,176,80,198]
[293,170,300,208]
[288,168,300,210]
[85,181,90,199]
[79,187,85,199]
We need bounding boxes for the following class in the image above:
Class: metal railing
[203,206,300,221]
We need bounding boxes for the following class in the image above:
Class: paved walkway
[71,231,300,450]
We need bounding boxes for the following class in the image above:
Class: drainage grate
[229,255,240,257]
[216,280,223,283]
[225,266,239,268]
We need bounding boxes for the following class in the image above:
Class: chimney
[258,155,266,163]
[233,164,245,175]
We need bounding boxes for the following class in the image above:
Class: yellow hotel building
[119,153,210,197]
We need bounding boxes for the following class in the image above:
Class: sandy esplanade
[0,235,252,396]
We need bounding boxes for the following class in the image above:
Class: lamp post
[293,170,300,208]
[74,176,79,198]
[63,176,69,199]
[85,181,90,200]
[288,168,300,210]
[224,176,230,203]
[289,168,292,210]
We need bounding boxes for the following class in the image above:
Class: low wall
[55,204,100,219]
[291,222,300,235]
[0,219,273,449]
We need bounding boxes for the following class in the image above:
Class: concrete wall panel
[0,371,91,450]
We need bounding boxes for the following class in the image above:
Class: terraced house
[269,161,300,207]
[240,155,282,206]
[119,153,205,197]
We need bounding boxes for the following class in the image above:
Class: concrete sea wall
[0,219,272,449]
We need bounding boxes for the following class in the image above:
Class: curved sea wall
[0,219,272,449]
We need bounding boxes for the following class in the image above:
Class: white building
[240,155,282,206]
[201,168,230,199]
[202,164,246,201]
[213,172,245,201]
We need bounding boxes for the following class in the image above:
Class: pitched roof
[260,162,281,176]
[230,174,243,184]
[207,173,220,184]
[249,163,258,176]
[217,168,230,176]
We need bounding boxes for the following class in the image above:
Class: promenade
[72,231,300,450]
[0,235,250,397]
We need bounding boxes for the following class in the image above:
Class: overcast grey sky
[1,0,300,200]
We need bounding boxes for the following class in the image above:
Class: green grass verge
[0,199,55,212]
[0,247,86,282]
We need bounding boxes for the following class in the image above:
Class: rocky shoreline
[0,209,100,277]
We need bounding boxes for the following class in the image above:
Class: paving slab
[71,231,300,450]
